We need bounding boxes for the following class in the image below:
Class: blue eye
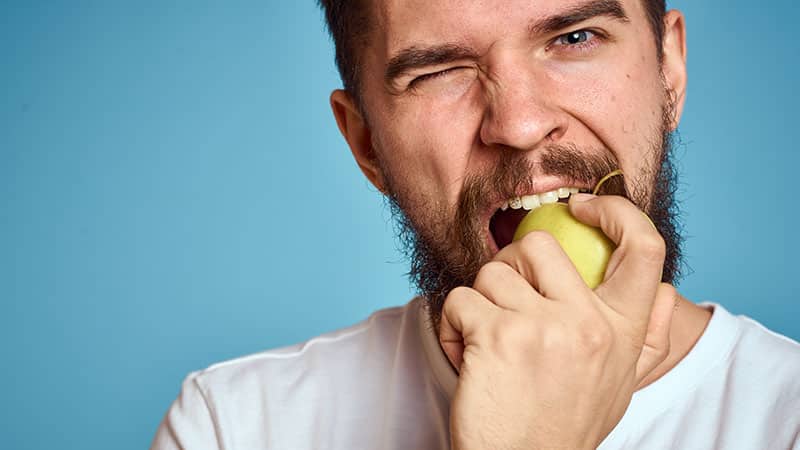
[557,30,593,45]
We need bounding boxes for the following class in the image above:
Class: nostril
[546,126,567,142]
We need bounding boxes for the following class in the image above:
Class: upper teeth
[500,187,583,212]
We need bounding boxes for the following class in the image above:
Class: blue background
[1,1,797,448]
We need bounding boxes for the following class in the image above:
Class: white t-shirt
[151,299,800,449]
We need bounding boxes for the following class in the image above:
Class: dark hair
[319,0,667,104]
[317,0,372,106]
[645,0,667,61]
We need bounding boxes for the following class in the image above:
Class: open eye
[549,29,606,53]
[557,30,595,45]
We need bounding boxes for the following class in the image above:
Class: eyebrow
[384,44,478,86]
[384,0,630,87]
[528,0,629,36]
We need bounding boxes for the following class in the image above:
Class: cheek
[377,83,484,208]
[544,50,666,179]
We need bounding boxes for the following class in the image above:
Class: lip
[481,176,596,255]
[487,228,501,254]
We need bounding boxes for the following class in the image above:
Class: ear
[330,90,387,193]
[661,10,688,131]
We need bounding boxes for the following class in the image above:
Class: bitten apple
[512,202,615,289]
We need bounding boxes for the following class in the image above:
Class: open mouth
[489,186,591,249]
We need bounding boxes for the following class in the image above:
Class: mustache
[455,144,629,233]
[388,96,683,328]
[408,143,634,326]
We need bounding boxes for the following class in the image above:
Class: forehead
[372,0,647,55]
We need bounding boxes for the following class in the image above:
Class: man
[152,0,800,448]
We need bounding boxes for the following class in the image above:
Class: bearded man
[152,1,800,448]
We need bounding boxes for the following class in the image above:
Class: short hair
[318,0,667,105]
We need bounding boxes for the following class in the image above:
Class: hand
[439,194,676,450]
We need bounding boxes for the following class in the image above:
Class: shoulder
[201,301,411,382]
[710,304,800,447]
[723,304,800,372]
[151,299,425,449]
[727,307,800,401]
[599,303,800,450]
[710,304,800,429]
[189,300,416,403]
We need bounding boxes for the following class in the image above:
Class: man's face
[336,0,686,317]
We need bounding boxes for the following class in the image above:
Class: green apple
[512,203,615,289]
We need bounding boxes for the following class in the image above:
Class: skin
[330,0,712,447]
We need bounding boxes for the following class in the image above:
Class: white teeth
[539,190,558,204]
[500,187,582,213]
[521,194,540,210]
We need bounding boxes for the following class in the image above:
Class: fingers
[493,230,591,301]
[439,286,499,371]
[634,283,677,383]
[569,194,665,320]
[472,261,544,311]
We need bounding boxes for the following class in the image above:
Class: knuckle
[577,321,613,355]
[519,230,558,254]
[443,286,475,313]
[475,261,513,286]
[634,233,666,262]
[540,325,567,352]
[445,286,475,303]
[602,195,626,207]
[597,194,628,212]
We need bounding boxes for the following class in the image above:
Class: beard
[379,99,684,326]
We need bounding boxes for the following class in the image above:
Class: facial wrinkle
[381,91,684,329]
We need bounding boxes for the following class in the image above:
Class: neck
[635,293,713,390]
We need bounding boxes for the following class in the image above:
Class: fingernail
[570,193,596,203]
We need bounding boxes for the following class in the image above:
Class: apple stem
[592,169,625,196]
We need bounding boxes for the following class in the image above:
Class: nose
[479,61,569,151]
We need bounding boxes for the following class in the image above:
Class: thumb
[634,283,677,384]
